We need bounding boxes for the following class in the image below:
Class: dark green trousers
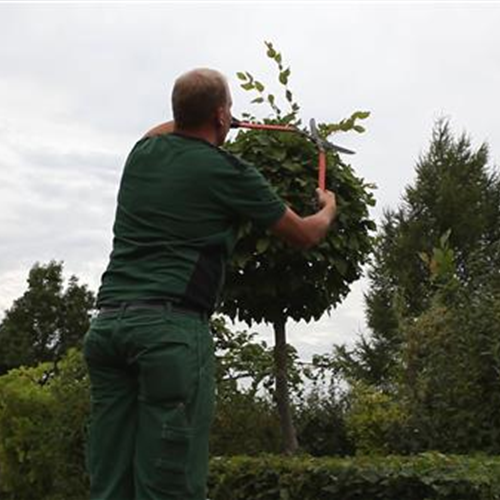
[83,306,215,500]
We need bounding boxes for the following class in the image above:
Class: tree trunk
[273,317,299,454]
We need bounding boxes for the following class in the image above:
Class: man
[83,68,336,500]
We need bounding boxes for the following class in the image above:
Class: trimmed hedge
[208,454,500,500]
[2,453,500,500]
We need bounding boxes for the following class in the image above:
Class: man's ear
[215,107,225,127]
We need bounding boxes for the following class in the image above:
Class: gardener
[83,68,337,500]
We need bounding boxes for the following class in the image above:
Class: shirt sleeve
[209,153,287,229]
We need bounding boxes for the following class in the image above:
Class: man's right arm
[270,189,337,250]
[208,152,337,249]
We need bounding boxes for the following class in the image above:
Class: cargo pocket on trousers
[155,416,193,495]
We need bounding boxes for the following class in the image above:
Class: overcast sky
[1,2,499,360]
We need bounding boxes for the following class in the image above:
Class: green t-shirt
[97,133,286,312]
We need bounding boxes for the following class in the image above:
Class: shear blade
[309,118,355,155]
[323,142,355,155]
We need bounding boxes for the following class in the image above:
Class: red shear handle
[318,150,327,191]
[231,118,298,134]
[240,123,297,132]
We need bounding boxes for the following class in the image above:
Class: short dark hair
[172,68,229,129]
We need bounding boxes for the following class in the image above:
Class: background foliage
[0,261,95,375]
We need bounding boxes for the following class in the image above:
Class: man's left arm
[142,121,175,138]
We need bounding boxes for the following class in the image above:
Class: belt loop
[118,302,127,320]
[111,303,127,339]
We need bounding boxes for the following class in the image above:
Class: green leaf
[283,159,303,173]
[286,90,293,102]
[334,259,348,275]
[353,111,371,120]
[251,97,264,104]
[268,94,275,105]
[254,81,265,92]
[265,41,276,58]
[440,229,452,247]
[279,68,291,85]
[419,252,430,265]
[353,125,366,133]
[241,82,254,91]
[340,120,353,131]
[236,72,247,81]
[325,124,341,134]
[256,238,271,254]
[269,148,287,161]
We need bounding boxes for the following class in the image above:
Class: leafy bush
[344,382,409,455]
[208,454,500,500]
[401,282,500,454]
[45,349,90,499]
[295,389,354,457]
[211,392,282,456]
[0,350,89,500]
[0,363,56,499]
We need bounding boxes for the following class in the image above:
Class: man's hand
[316,188,336,212]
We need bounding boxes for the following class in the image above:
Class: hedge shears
[231,117,355,191]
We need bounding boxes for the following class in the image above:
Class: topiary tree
[219,42,376,453]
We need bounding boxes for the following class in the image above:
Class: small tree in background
[0,261,95,374]
[337,119,500,389]
[220,42,376,453]
[327,121,500,455]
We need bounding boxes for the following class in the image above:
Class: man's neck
[173,126,218,146]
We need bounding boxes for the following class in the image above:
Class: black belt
[97,300,208,320]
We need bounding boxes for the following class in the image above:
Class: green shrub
[47,349,90,499]
[0,363,55,499]
[345,382,408,455]
[295,389,354,457]
[211,391,281,456]
[0,350,89,500]
[208,453,500,500]
[401,289,500,454]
